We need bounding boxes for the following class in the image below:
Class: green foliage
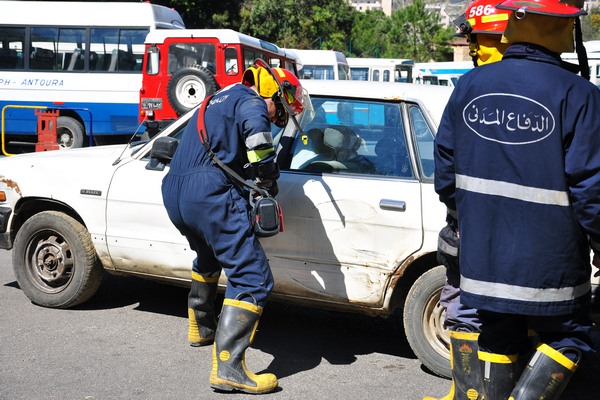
[239,0,354,51]
[582,8,600,41]
[387,0,455,61]
[152,0,244,29]
[52,0,457,60]
[349,10,390,57]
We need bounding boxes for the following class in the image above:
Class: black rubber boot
[479,350,519,400]
[423,328,483,400]
[210,298,278,394]
[188,271,219,347]
[508,343,580,400]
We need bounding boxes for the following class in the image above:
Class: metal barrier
[34,109,60,152]
[1,104,47,156]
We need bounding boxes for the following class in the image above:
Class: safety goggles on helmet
[272,67,304,115]
[496,0,586,18]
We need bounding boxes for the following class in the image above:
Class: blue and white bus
[0,1,184,154]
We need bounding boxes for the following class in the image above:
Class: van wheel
[12,211,103,308]
[57,116,85,149]
[167,65,218,116]
[403,265,451,378]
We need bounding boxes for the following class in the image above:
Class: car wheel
[167,65,218,116]
[12,211,103,308]
[403,265,451,378]
[57,116,85,149]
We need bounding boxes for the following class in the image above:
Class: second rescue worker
[435,0,600,398]
[424,1,511,399]
[161,61,304,394]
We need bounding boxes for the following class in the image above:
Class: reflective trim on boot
[508,343,580,400]
[423,330,483,400]
[479,350,519,400]
[210,298,278,394]
[188,271,219,347]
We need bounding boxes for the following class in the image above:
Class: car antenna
[112,122,147,166]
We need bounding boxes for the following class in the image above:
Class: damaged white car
[0,80,456,378]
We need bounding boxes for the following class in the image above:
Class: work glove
[255,178,278,198]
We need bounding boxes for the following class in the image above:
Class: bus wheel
[403,265,451,378]
[57,116,85,149]
[167,65,218,116]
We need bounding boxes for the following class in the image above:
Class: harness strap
[195,96,268,197]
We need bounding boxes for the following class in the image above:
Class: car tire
[167,65,218,116]
[57,116,85,149]
[403,265,451,378]
[12,211,103,308]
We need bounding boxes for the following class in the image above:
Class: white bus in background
[561,40,600,87]
[291,49,350,80]
[414,61,474,87]
[0,1,184,154]
[347,57,415,83]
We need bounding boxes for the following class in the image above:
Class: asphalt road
[1,248,599,400]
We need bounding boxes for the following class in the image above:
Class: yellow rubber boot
[508,343,580,400]
[188,271,219,347]
[423,329,483,400]
[210,298,278,394]
[479,350,519,399]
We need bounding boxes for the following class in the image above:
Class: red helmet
[496,0,586,17]
[456,0,512,35]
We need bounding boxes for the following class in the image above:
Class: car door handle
[379,199,406,212]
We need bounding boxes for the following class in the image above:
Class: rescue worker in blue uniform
[434,0,600,398]
[161,61,304,394]
[425,2,511,399]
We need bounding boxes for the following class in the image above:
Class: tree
[582,7,600,41]
[239,0,355,51]
[349,10,390,57]
[151,0,244,29]
[387,0,455,61]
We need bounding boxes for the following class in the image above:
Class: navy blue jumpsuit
[434,44,600,356]
[162,84,276,306]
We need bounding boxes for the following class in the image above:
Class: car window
[409,105,435,178]
[289,98,413,178]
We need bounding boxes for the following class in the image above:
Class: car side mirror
[145,136,178,171]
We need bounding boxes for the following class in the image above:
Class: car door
[263,97,426,308]
[104,119,194,281]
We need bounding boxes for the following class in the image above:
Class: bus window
[350,67,368,81]
[383,70,390,82]
[372,69,380,82]
[0,27,25,70]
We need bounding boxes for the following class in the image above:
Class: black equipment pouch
[250,195,282,237]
